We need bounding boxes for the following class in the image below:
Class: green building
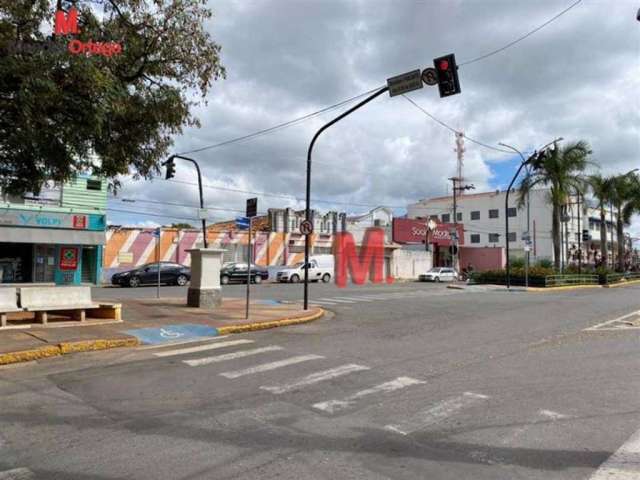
[0,175,107,285]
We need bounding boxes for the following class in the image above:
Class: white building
[407,189,622,266]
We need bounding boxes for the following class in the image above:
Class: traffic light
[165,159,176,180]
[433,53,461,98]
[582,229,590,241]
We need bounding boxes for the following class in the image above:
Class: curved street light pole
[303,86,389,310]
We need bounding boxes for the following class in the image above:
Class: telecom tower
[455,131,465,190]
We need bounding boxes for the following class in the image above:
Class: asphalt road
[1,283,640,479]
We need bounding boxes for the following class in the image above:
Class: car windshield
[428,268,441,273]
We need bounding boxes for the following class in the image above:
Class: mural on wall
[103,227,333,281]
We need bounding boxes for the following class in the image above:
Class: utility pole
[449,177,474,273]
[577,192,582,274]
[455,132,465,189]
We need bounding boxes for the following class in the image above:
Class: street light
[499,138,562,289]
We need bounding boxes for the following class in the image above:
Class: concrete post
[186,248,225,308]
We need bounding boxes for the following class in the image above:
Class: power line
[176,86,384,156]
[459,0,583,66]
[402,96,516,155]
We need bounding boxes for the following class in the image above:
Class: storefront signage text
[54,7,123,57]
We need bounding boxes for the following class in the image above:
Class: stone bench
[19,286,100,325]
[0,287,22,327]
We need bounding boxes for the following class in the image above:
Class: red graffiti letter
[334,228,393,288]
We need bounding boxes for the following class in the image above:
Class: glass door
[34,245,56,283]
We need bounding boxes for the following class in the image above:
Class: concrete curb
[603,279,640,289]
[526,284,602,292]
[217,308,325,335]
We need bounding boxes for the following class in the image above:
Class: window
[470,211,480,220]
[489,233,500,243]
[86,179,102,191]
[489,209,499,219]
[441,213,450,223]
[470,234,480,244]
[456,212,462,222]
[507,207,517,218]
[508,232,517,242]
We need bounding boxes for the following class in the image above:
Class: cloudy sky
[108,0,640,241]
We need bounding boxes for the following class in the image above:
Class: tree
[518,141,591,270]
[0,0,225,195]
[169,223,193,229]
[588,174,614,268]
[610,172,640,271]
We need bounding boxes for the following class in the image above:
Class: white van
[275,255,334,283]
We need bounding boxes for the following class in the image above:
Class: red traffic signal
[433,53,461,98]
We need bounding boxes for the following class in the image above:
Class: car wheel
[176,274,188,286]
[290,274,300,283]
[253,275,262,284]
[435,277,441,283]
[128,276,140,288]
[322,273,331,283]
[221,275,230,285]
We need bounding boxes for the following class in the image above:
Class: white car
[419,267,459,282]
[276,255,334,283]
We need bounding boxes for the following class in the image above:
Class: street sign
[524,245,532,252]
[246,197,257,218]
[235,216,250,230]
[300,219,314,235]
[421,67,438,86]
[387,69,423,97]
[152,228,160,237]
[198,208,209,220]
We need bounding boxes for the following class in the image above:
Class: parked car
[419,267,459,282]
[220,263,269,285]
[276,255,334,283]
[111,262,191,287]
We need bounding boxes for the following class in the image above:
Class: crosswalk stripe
[385,392,489,435]
[589,427,640,479]
[184,345,283,367]
[312,376,425,414]
[220,354,324,379]
[331,296,376,302]
[260,364,370,394]
[153,339,254,357]
[0,468,35,480]
[317,298,355,304]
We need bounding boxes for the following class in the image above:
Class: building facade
[0,176,107,285]
[407,189,623,267]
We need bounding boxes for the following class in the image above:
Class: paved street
[1,283,639,479]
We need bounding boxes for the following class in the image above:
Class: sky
[107,0,640,241]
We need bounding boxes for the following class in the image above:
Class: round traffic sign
[421,67,438,86]
[300,219,314,235]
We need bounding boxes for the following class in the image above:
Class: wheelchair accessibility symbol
[160,328,183,339]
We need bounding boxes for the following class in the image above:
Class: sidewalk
[0,298,324,365]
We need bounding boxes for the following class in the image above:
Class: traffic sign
[235,216,250,230]
[246,197,257,217]
[387,69,423,97]
[421,67,438,86]
[300,219,314,235]
[198,208,209,220]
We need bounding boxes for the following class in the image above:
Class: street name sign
[235,217,250,230]
[387,69,423,97]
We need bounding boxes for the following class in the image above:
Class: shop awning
[0,227,105,245]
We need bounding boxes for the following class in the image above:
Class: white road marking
[316,298,355,304]
[312,376,425,414]
[137,335,230,350]
[332,296,376,302]
[153,339,254,357]
[260,364,370,394]
[184,345,283,367]
[220,354,324,379]
[539,409,570,420]
[588,427,640,479]
[585,310,640,331]
[385,392,490,435]
[311,300,340,305]
[0,468,35,480]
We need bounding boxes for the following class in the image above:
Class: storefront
[392,218,465,267]
[0,209,105,285]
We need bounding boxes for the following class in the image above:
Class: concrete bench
[19,286,100,324]
[0,287,22,327]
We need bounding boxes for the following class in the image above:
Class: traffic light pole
[165,155,208,248]
[303,85,389,310]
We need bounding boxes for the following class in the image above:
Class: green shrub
[509,257,525,269]
[535,259,553,269]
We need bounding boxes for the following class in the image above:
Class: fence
[544,275,599,287]
[605,272,640,285]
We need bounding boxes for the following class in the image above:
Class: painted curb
[0,337,140,366]
[526,284,602,292]
[217,308,325,335]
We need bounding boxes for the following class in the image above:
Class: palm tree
[518,140,591,270]
[611,173,640,271]
[588,174,615,268]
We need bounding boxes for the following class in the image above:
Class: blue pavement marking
[125,324,219,345]
[253,299,282,305]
